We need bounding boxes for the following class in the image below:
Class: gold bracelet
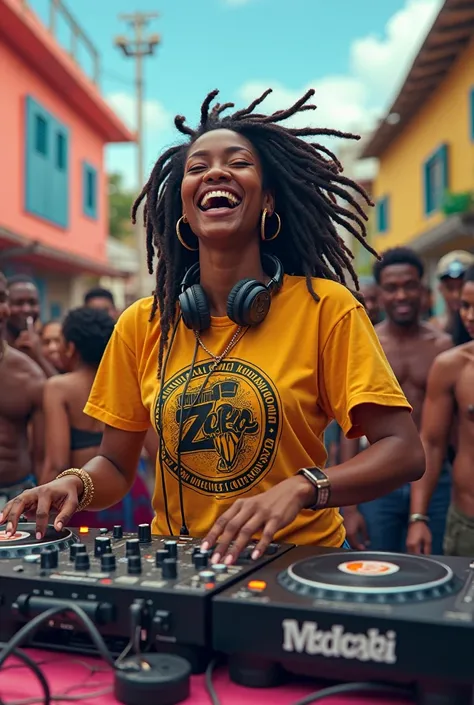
[56,468,95,512]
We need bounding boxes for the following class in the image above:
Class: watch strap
[297,467,331,510]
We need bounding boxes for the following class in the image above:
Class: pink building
[0,0,134,318]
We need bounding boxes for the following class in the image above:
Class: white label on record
[337,560,400,577]
[0,530,30,542]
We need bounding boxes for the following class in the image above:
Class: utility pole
[115,13,160,299]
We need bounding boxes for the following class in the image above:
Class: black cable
[290,681,412,704]
[157,316,182,536]
[0,644,50,705]
[0,605,115,673]
[204,657,221,705]
[175,336,199,536]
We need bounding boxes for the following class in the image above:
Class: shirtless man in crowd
[0,273,45,510]
[430,250,474,336]
[5,274,57,378]
[408,265,474,556]
[343,248,452,553]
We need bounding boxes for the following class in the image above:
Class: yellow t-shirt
[85,276,410,546]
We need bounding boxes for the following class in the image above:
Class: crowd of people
[0,278,154,531]
[0,89,471,563]
[326,248,474,557]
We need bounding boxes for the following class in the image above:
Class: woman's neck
[198,240,266,317]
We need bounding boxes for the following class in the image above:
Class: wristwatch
[297,467,331,510]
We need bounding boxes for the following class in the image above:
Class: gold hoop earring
[260,208,281,242]
[176,215,198,252]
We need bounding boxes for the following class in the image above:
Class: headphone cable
[156,317,181,536]
[175,337,199,536]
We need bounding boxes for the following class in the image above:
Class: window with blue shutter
[375,196,390,233]
[82,162,98,219]
[423,144,449,216]
[25,96,69,228]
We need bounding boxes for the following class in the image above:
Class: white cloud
[351,0,444,102]
[238,0,443,147]
[106,92,172,133]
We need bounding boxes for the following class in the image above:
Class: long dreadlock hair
[132,88,377,373]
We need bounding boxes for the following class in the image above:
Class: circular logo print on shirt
[0,530,30,542]
[156,359,281,498]
[338,560,400,577]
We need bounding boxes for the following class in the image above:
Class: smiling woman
[0,89,425,562]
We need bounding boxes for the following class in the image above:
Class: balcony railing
[21,0,100,85]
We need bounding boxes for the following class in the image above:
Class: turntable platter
[278,551,462,604]
[0,523,77,559]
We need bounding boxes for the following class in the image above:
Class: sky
[31,0,444,190]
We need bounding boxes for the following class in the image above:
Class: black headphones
[178,254,284,331]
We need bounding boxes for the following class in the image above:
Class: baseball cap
[436,250,474,280]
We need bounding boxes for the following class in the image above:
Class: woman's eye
[230,161,251,167]
[187,164,206,172]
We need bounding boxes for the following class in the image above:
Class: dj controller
[1,523,474,705]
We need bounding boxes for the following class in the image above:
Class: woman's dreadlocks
[132,88,377,373]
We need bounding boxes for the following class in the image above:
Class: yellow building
[361,0,474,287]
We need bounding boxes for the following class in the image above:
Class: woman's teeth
[199,190,241,210]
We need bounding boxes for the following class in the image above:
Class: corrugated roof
[361,0,474,159]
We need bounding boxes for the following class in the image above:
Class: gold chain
[194,326,243,370]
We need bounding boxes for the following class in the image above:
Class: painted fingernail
[251,549,260,560]
[36,532,42,540]
[56,522,63,530]
[201,541,209,552]
[224,554,234,565]
[211,553,221,565]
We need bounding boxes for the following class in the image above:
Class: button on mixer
[155,549,168,567]
[40,547,58,570]
[164,540,178,558]
[75,552,90,571]
[127,555,142,575]
[162,558,177,579]
[113,525,123,539]
[199,570,215,585]
[126,538,140,556]
[213,564,227,574]
[138,523,152,543]
[193,552,208,569]
[70,543,87,561]
[94,536,112,557]
[101,553,116,572]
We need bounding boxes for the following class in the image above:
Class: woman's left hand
[200,475,315,565]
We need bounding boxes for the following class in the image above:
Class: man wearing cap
[431,251,474,336]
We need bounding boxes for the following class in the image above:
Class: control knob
[138,523,152,543]
[101,553,116,572]
[69,543,87,561]
[193,552,208,569]
[40,547,58,570]
[155,549,168,567]
[164,540,178,558]
[199,570,216,585]
[126,538,140,556]
[127,555,142,575]
[162,558,177,580]
[113,525,123,539]
[213,564,227,574]
[75,552,90,571]
[94,536,111,557]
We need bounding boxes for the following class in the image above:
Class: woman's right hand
[0,476,83,539]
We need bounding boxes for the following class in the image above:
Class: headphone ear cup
[179,284,211,331]
[227,279,271,327]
